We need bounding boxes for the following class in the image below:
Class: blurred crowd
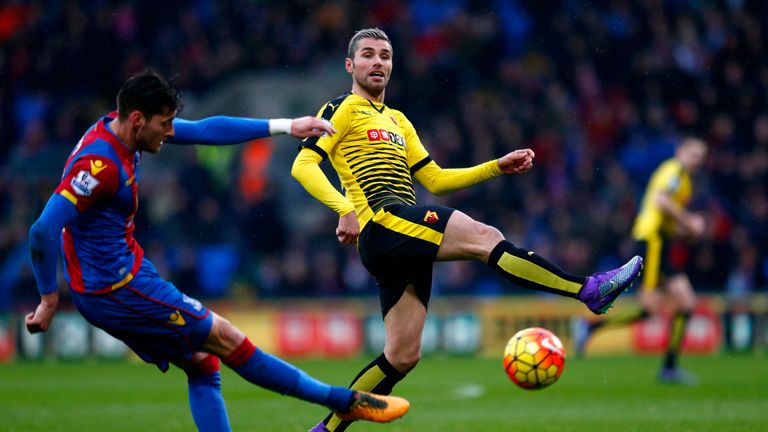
[2,0,767,310]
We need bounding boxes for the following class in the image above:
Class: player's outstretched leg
[204,316,411,428]
[576,256,644,314]
[486,239,643,315]
[221,336,406,418]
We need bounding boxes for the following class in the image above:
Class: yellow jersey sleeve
[292,94,356,216]
[399,113,502,195]
[413,159,502,196]
[291,148,355,216]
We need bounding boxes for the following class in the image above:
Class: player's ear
[128,111,144,129]
[345,57,354,74]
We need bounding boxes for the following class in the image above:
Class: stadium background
[1,1,767,362]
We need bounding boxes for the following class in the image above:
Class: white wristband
[268,118,292,136]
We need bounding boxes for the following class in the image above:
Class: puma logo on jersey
[423,210,439,224]
[327,102,338,111]
[168,310,186,326]
[90,159,107,175]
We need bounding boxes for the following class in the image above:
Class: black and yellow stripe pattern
[323,353,405,432]
[301,93,431,229]
[488,241,586,297]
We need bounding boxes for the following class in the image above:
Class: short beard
[356,76,386,97]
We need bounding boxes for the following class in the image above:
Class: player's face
[346,38,392,98]
[135,110,176,154]
[680,140,707,172]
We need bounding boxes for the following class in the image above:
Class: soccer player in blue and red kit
[25,70,409,431]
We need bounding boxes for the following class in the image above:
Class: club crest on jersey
[71,170,100,196]
[90,159,107,175]
[168,310,186,326]
[423,210,439,224]
[367,129,405,148]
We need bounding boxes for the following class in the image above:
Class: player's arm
[291,148,359,245]
[26,194,79,333]
[406,111,533,194]
[170,116,336,145]
[414,149,534,196]
[27,155,119,333]
[656,191,704,238]
[291,149,355,215]
[413,158,504,196]
[291,101,358,243]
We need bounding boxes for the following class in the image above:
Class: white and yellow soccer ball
[503,327,566,390]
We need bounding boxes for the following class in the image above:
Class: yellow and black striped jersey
[632,158,693,240]
[300,92,432,228]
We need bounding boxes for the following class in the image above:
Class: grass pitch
[1,354,767,431]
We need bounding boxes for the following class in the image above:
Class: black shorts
[634,236,686,291]
[358,204,455,317]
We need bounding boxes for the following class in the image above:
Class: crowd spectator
[1,0,766,308]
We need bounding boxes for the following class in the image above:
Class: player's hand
[25,292,59,334]
[290,116,337,138]
[686,213,706,239]
[336,211,360,245]
[498,149,534,174]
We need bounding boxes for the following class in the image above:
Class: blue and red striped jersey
[54,112,144,293]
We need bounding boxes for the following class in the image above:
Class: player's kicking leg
[436,210,643,314]
[202,313,409,426]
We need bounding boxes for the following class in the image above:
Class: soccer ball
[503,327,566,390]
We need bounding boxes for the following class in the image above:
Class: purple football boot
[308,422,330,432]
[577,255,643,315]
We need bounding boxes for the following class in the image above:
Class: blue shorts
[71,259,213,372]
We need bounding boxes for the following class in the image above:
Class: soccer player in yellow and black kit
[293,28,643,431]
[574,137,707,385]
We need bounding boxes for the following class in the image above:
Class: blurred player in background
[25,69,408,431]
[574,137,708,385]
[292,28,643,432]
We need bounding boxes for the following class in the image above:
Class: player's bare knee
[473,222,503,259]
[208,314,245,354]
[385,341,421,373]
[391,351,420,373]
[479,223,504,244]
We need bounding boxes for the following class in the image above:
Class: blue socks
[188,371,231,431]
[223,337,353,412]
[185,356,231,431]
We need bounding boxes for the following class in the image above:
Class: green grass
[1,354,767,431]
